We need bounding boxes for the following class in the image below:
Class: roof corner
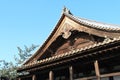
[61,6,73,15]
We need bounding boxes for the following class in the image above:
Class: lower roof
[18,36,120,71]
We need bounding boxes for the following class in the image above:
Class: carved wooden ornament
[62,23,73,39]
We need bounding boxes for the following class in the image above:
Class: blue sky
[0,0,120,62]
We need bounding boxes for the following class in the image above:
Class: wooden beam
[69,66,73,80]
[101,72,120,78]
[32,75,36,80]
[78,76,97,80]
[94,60,100,80]
[49,71,54,80]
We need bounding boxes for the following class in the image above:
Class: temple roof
[21,7,120,68]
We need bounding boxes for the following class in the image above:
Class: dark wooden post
[69,66,73,80]
[49,71,54,80]
[107,67,114,80]
[109,76,114,80]
[18,78,21,80]
[32,75,36,80]
[94,60,100,80]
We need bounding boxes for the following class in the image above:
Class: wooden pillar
[69,66,73,80]
[94,60,100,80]
[49,71,54,80]
[32,75,36,80]
[109,76,114,80]
[107,67,114,80]
[18,78,21,80]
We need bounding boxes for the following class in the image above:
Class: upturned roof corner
[62,6,73,15]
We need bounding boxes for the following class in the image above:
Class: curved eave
[63,12,120,32]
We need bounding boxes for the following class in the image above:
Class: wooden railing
[74,72,120,80]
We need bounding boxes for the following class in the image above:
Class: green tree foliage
[0,44,39,80]
[0,60,17,80]
[14,44,39,65]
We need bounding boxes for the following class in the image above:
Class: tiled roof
[18,36,120,70]
[63,10,120,31]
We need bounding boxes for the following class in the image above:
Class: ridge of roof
[18,36,120,70]
[63,10,120,32]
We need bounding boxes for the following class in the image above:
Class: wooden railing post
[69,66,73,80]
[32,75,36,80]
[49,71,54,80]
[18,78,21,80]
[94,60,100,80]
